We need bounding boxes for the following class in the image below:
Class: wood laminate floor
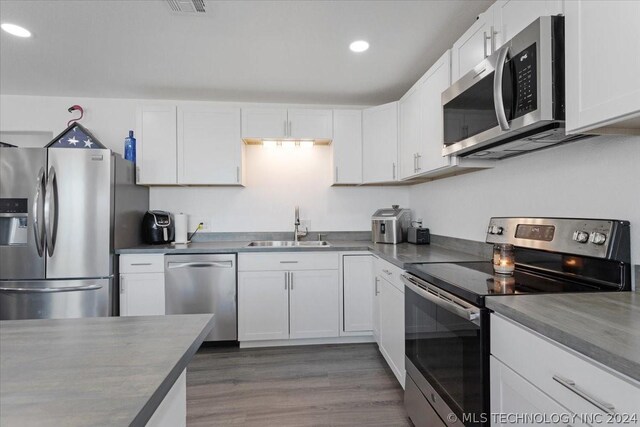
[186,343,411,426]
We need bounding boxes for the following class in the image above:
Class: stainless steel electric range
[401,217,632,427]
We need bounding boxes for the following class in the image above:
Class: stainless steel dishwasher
[164,254,236,341]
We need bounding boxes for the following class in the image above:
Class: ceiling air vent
[166,0,206,15]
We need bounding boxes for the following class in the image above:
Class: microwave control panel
[512,43,537,119]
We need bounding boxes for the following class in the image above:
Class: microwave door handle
[493,46,511,131]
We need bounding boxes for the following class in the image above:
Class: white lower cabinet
[491,314,640,424]
[289,270,340,339]
[378,276,405,388]
[237,252,340,342]
[238,271,290,341]
[342,255,374,333]
[490,356,588,427]
[119,254,165,316]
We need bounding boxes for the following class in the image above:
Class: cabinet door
[289,270,340,339]
[288,108,333,140]
[136,105,177,185]
[490,356,589,427]
[451,10,494,83]
[379,277,405,387]
[363,101,398,183]
[417,50,453,174]
[399,87,421,180]
[238,271,289,341]
[492,0,563,49]
[373,276,382,345]
[177,106,242,185]
[343,255,373,332]
[332,110,363,185]
[120,273,165,316]
[241,108,288,139]
[565,1,640,134]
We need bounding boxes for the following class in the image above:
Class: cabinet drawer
[491,314,640,418]
[120,254,165,273]
[238,252,339,272]
[374,257,404,293]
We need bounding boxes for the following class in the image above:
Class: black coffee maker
[142,210,174,244]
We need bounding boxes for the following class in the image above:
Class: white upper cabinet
[241,107,288,139]
[288,108,333,140]
[565,0,640,134]
[241,107,333,140]
[177,106,243,185]
[492,0,564,49]
[332,110,363,185]
[363,101,399,183]
[399,85,421,180]
[451,9,496,83]
[136,105,177,185]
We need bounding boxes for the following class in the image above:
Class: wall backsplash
[150,145,409,232]
[409,135,640,267]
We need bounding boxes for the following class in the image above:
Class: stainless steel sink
[246,240,331,247]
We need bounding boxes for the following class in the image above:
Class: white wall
[409,136,640,265]
[0,94,409,232]
[150,145,408,232]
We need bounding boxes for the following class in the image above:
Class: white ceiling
[0,0,492,105]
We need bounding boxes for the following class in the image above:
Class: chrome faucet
[294,206,308,242]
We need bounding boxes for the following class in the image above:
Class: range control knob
[572,230,589,244]
[590,232,607,245]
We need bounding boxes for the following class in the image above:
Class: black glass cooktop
[405,262,610,307]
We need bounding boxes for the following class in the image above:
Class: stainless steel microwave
[442,16,583,159]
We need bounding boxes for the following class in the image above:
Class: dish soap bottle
[124,130,136,163]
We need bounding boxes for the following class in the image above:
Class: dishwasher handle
[167,261,233,269]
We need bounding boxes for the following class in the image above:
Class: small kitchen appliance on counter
[402,217,631,427]
[371,205,411,244]
[408,226,430,245]
[142,210,174,244]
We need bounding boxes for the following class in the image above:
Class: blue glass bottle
[124,130,136,163]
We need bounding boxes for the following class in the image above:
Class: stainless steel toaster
[371,205,411,244]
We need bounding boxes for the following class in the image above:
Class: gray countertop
[0,314,215,427]
[116,240,485,268]
[486,292,640,383]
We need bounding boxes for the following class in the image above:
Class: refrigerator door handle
[0,284,102,293]
[32,167,46,257]
[44,166,58,257]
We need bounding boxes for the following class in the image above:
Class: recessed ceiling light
[349,40,369,53]
[1,23,32,38]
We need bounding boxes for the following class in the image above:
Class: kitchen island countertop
[0,314,215,427]
[486,292,640,383]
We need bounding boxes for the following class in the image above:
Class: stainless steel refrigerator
[0,147,148,320]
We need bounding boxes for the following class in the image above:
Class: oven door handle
[401,274,480,323]
[493,45,511,131]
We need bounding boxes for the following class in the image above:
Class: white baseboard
[239,334,375,349]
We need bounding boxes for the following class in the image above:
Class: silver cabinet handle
[483,31,489,58]
[374,277,379,295]
[236,166,240,183]
[493,45,511,131]
[120,276,125,293]
[416,153,421,171]
[44,166,58,257]
[392,162,396,180]
[32,167,45,257]
[167,261,233,269]
[130,262,152,266]
[413,153,417,173]
[552,375,615,414]
[289,272,293,290]
[279,261,298,264]
[285,271,288,290]
[0,284,102,293]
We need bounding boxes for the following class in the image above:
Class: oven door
[402,273,489,427]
